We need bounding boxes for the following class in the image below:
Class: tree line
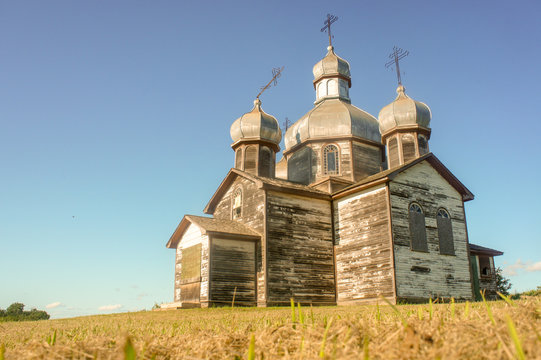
[0,302,50,322]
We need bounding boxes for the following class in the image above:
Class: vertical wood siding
[334,185,395,303]
[352,142,382,181]
[266,191,335,305]
[390,162,472,300]
[174,224,210,307]
[210,238,256,306]
[213,177,266,304]
[388,137,399,169]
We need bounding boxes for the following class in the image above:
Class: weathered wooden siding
[352,142,382,181]
[334,184,395,303]
[266,191,335,305]
[212,176,266,304]
[174,223,209,307]
[210,238,256,306]
[390,162,472,300]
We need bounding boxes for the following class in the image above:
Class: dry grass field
[1,296,539,359]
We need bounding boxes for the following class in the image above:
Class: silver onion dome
[378,85,431,136]
[230,99,282,145]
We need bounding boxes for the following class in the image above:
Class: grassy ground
[0,296,539,359]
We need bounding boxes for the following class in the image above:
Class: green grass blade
[497,292,516,307]
[363,335,369,360]
[480,290,496,325]
[124,336,136,360]
[464,301,470,318]
[429,298,433,320]
[310,304,315,326]
[290,298,296,329]
[379,296,408,328]
[505,314,525,360]
[247,334,256,360]
[0,343,5,360]
[298,302,304,325]
[450,297,455,319]
[319,316,333,358]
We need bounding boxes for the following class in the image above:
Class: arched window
[244,146,257,174]
[388,137,399,168]
[323,144,339,175]
[418,135,429,155]
[259,146,272,178]
[235,148,243,170]
[232,188,242,220]
[437,208,454,255]
[409,203,428,252]
[401,134,416,163]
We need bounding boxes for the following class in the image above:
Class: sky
[1,0,540,319]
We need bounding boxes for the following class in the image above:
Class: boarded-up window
[418,135,429,155]
[210,238,256,306]
[479,256,492,277]
[235,148,243,170]
[388,137,399,168]
[409,203,428,252]
[244,146,257,174]
[402,134,416,163]
[232,188,242,220]
[437,208,454,255]
[288,147,313,185]
[259,146,272,178]
[323,144,339,175]
[180,243,202,304]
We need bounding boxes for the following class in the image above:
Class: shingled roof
[204,168,330,214]
[166,215,260,249]
[469,243,504,256]
[332,153,474,201]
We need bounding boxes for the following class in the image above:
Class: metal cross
[385,46,409,85]
[256,66,284,99]
[283,117,291,132]
[320,14,338,47]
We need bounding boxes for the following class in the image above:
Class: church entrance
[210,238,257,306]
[179,243,202,307]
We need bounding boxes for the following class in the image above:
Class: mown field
[0,296,539,359]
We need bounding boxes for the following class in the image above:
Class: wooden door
[210,238,256,306]
[180,243,202,305]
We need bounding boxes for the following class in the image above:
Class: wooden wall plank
[390,161,472,301]
[334,184,394,303]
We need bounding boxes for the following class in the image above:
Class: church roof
[332,153,475,202]
[469,243,504,256]
[166,214,261,249]
[204,168,330,214]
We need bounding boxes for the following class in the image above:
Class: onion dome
[378,85,431,136]
[230,99,282,145]
[313,46,351,87]
[284,98,380,150]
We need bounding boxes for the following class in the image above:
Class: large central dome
[284,99,380,150]
[284,46,380,151]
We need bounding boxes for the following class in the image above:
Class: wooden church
[164,29,502,308]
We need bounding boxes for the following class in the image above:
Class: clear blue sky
[1,0,539,318]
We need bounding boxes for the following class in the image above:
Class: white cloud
[503,259,541,276]
[526,261,541,272]
[46,302,63,309]
[98,304,123,311]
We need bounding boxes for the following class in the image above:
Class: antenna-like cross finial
[320,14,338,47]
[385,46,409,85]
[283,117,291,132]
[256,66,284,99]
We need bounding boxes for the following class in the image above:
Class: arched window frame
[408,202,428,252]
[235,148,244,170]
[437,208,455,255]
[231,187,242,220]
[322,144,340,176]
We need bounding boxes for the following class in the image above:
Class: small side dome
[230,99,282,145]
[313,46,351,87]
[378,85,431,136]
